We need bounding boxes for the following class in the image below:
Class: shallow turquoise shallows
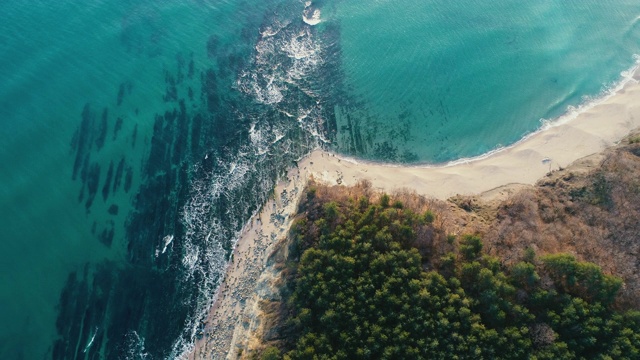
[0,0,639,358]
[330,0,640,162]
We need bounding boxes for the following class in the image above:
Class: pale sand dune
[191,69,640,359]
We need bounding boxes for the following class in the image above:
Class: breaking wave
[303,1,322,26]
[168,2,335,357]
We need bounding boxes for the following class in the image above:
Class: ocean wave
[239,9,324,113]
[124,331,151,360]
[303,9,322,26]
[173,161,246,359]
[303,2,322,26]
[443,54,640,167]
[260,18,291,38]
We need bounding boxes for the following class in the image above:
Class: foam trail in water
[83,327,98,354]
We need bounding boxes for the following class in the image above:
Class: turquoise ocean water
[332,0,640,162]
[0,0,638,358]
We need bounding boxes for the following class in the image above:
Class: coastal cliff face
[233,133,640,359]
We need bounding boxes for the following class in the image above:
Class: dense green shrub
[276,193,640,360]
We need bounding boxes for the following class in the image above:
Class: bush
[423,210,435,224]
[541,254,622,305]
[380,193,390,207]
[459,234,483,260]
[261,346,281,360]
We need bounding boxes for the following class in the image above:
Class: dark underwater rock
[102,161,114,201]
[124,166,133,193]
[202,69,219,113]
[95,108,109,150]
[207,35,219,59]
[98,222,114,247]
[113,157,125,193]
[85,163,101,211]
[117,83,126,106]
[72,104,94,180]
[108,204,119,215]
[164,70,177,102]
[113,117,123,140]
[131,124,138,148]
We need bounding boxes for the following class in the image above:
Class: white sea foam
[162,235,173,254]
[537,55,640,132]
[174,144,272,357]
[282,30,319,60]
[321,55,640,170]
[427,55,640,169]
[174,171,234,359]
[249,122,270,155]
[240,10,324,122]
[173,7,329,358]
[260,18,291,38]
[255,38,275,58]
[124,331,150,360]
[242,72,285,105]
[303,1,322,26]
[303,9,322,26]
[83,327,98,354]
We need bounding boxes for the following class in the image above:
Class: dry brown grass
[480,141,640,308]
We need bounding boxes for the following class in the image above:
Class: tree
[275,191,640,359]
[261,346,281,360]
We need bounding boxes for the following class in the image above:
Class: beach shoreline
[190,67,640,359]
[189,163,314,359]
[302,67,640,200]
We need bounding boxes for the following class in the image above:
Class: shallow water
[330,0,640,163]
[0,0,638,358]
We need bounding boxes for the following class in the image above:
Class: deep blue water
[0,0,638,358]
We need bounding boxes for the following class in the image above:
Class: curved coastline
[329,56,640,170]
[190,62,640,359]
[300,61,640,201]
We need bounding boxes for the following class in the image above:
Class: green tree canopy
[272,193,639,360]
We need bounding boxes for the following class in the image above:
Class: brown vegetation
[244,133,640,358]
[481,136,640,308]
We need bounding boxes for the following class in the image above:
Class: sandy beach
[303,68,640,200]
[189,163,314,359]
[190,67,640,359]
